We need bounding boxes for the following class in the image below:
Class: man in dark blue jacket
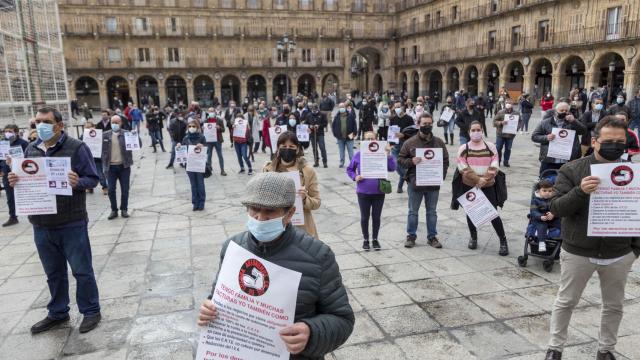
[331,102,357,168]
[8,107,101,334]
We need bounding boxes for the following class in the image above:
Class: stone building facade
[60,0,640,110]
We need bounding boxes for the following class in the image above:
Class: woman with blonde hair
[263,131,321,238]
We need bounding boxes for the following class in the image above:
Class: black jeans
[464,185,506,240]
[357,193,385,240]
[107,165,131,212]
[310,134,327,165]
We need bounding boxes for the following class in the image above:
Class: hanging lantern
[470,70,476,79]
[540,65,547,75]
[609,60,616,72]
[491,69,497,78]
[571,63,578,74]
[513,67,520,76]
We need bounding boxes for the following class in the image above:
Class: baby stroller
[517,169,562,272]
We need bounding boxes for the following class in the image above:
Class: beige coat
[262,158,321,239]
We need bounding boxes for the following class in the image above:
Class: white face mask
[188,127,197,133]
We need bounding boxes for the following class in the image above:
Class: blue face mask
[111,123,121,132]
[595,104,604,111]
[395,108,402,115]
[246,215,285,242]
[288,119,297,127]
[339,108,346,113]
[36,122,55,142]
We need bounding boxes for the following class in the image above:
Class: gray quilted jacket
[210,225,355,360]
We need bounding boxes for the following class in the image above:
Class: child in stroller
[530,179,560,252]
[518,169,562,272]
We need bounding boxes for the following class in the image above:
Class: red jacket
[540,98,554,111]
[262,117,273,149]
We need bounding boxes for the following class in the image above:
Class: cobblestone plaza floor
[1,111,640,359]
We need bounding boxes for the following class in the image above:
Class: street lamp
[470,70,476,79]
[491,69,497,78]
[609,60,616,72]
[571,63,578,74]
[513,67,520,76]
[452,71,458,80]
[276,33,296,97]
[541,65,547,75]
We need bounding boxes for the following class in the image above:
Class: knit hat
[241,172,296,209]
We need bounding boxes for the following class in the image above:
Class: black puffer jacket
[210,225,355,360]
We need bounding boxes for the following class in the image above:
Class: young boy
[530,179,560,252]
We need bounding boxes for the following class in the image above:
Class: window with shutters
[606,7,621,40]
[134,0,146,5]
[164,0,175,5]
[299,0,312,10]
[511,25,521,48]
[491,0,499,12]
[194,18,207,35]
[514,0,522,7]
[277,49,287,62]
[250,48,262,60]
[352,21,364,37]
[222,20,234,36]
[323,0,336,10]
[138,48,151,62]
[325,48,336,62]
[410,18,416,33]
[169,17,178,32]
[451,5,458,21]
[412,45,418,60]
[538,20,549,43]
[352,0,364,12]
[107,48,121,63]
[75,48,89,62]
[247,0,260,9]
[425,14,431,29]
[375,23,385,37]
[488,30,497,49]
[273,0,286,10]
[222,48,234,65]
[196,48,207,66]
[301,49,311,62]
[193,0,205,6]
[134,18,148,32]
[167,47,180,62]
[401,47,406,61]
[221,0,234,8]
[435,11,441,26]
[105,17,117,33]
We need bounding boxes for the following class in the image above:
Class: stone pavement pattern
[1,111,640,360]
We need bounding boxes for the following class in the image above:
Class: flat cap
[241,172,296,209]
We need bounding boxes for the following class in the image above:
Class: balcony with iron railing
[396,20,640,67]
[62,24,95,36]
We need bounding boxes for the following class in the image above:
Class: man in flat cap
[197,172,354,359]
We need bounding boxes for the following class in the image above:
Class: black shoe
[193,206,197,211]
[468,238,478,249]
[313,163,319,167]
[323,163,327,168]
[504,163,511,167]
[428,237,443,249]
[121,210,129,218]
[596,351,616,360]
[247,169,254,176]
[499,238,509,256]
[404,235,416,248]
[107,211,118,220]
[239,169,245,174]
[2,217,18,227]
[397,187,403,194]
[372,240,381,250]
[30,315,69,334]
[362,240,370,251]
[165,164,173,169]
[79,313,101,333]
[545,349,562,360]
[339,164,344,168]
[221,171,227,176]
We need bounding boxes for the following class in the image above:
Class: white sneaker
[538,241,547,252]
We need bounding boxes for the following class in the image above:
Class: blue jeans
[94,159,107,189]
[495,137,514,165]
[107,165,131,211]
[187,171,206,208]
[534,218,561,242]
[539,161,563,175]
[392,144,406,189]
[444,118,456,134]
[150,129,165,151]
[34,223,100,319]
[2,174,16,218]
[132,121,141,134]
[406,183,439,240]
[234,142,252,170]
[168,140,177,166]
[207,142,225,172]
[337,139,354,166]
[459,135,469,145]
[519,112,532,132]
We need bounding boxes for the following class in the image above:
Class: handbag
[437,119,447,127]
[378,179,392,194]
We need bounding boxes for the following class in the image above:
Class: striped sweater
[456,140,499,176]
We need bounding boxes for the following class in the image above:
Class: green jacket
[211,225,355,359]
[550,155,640,259]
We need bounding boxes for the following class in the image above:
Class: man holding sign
[197,173,354,359]
[7,107,102,334]
[545,117,639,360]
[532,101,586,175]
[1,124,28,226]
[492,98,520,167]
[398,113,449,249]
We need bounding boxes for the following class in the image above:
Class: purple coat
[346,151,397,194]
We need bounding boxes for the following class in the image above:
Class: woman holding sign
[263,132,321,239]
[177,119,207,211]
[492,98,521,167]
[346,132,396,250]
[455,121,509,256]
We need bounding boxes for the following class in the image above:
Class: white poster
[547,128,576,161]
[387,125,400,144]
[439,107,455,123]
[588,163,640,236]
[233,118,248,139]
[83,128,103,158]
[12,158,57,215]
[281,171,305,226]
[501,114,519,135]
[457,188,499,228]
[175,145,188,165]
[360,141,388,179]
[415,148,443,186]
[0,140,9,160]
[44,157,72,196]
[195,241,302,360]
[186,145,207,173]
[203,123,218,143]
[124,131,140,151]
[296,124,309,142]
[269,125,288,152]
[8,146,24,160]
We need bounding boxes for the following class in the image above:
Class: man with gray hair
[197,172,354,357]
[531,101,587,174]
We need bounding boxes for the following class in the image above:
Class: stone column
[522,74,533,97]
[214,77,222,104]
[98,81,109,110]
[266,79,273,103]
[550,73,562,100]
[186,79,195,104]
[583,71,597,91]
[158,81,167,108]
[477,76,487,96]
[129,81,138,106]
[240,77,248,101]
[624,70,638,98]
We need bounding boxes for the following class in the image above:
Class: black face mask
[279,148,297,163]
[598,142,627,161]
[420,125,432,135]
[283,109,290,114]
[557,112,567,120]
